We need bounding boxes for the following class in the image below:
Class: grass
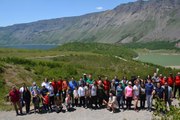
[0,42,178,110]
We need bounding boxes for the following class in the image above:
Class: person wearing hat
[83,73,88,83]
[116,82,124,111]
[174,72,180,98]
[31,87,40,114]
[125,81,133,110]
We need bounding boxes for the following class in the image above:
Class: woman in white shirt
[78,84,85,107]
[107,91,118,113]
[133,81,140,112]
[47,82,54,111]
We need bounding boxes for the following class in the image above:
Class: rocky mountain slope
[0,0,180,45]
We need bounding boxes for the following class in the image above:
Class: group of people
[8,72,180,116]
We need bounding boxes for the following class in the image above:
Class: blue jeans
[146,95,153,110]
[117,95,124,109]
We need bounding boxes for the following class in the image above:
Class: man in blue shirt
[155,82,164,99]
[68,77,78,106]
[145,79,155,112]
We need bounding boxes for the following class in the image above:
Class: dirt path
[0,108,153,120]
[0,99,178,120]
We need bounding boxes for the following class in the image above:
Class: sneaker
[110,111,113,113]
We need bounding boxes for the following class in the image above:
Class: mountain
[0,0,180,45]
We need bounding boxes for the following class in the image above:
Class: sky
[0,0,136,27]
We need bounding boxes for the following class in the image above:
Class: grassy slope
[0,42,178,110]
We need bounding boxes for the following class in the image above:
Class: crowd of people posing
[8,72,180,116]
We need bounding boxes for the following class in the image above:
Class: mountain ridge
[0,0,180,45]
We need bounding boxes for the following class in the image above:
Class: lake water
[0,44,59,50]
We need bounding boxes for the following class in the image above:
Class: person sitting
[106,91,118,113]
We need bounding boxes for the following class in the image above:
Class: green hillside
[0,43,178,110]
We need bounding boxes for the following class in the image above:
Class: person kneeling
[106,91,118,113]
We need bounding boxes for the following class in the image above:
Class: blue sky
[0,0,136,27]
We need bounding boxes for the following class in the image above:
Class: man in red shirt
[51,78,59,95]
[174,72,180,98]
[167,73,174,88]
[103,77,111,97]
[9,86,22,116]
[159,74,165,86]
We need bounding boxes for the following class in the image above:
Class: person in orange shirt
[62,79,68,103]
[174,72,180,98]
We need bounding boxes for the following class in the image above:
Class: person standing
[140,83,146,109]
[73,87,79,107]
[23,86,31,114]
[133,81,140,112]
[51,78,59,96]
[167,73,174,89]
[114,76,120,90]
[145,79,155,112]
[78,84,85,107]
[31,87,40,114]
[47,82,54,111]
[125,82,133,110]
[87,74,94,85]
[103,77,111,97]
[69,77,78,106]
[155,82,164,99]
[174,72,180,98]
[41,78,50,89]
[116,83,124,111]
[162,82,173,107]
[84,83,91,108]
[90,82,98,109]
[9,86,23,116]
[62,79,68,103]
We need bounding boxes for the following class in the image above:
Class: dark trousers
[80,96,85,107]
[49,96,54,110]
[25,100,31,113]
[85,96,90,108]
[174,86,180,98]
[62,91,66,103]
[98,96,103,107]
[140,94,146,109]
[126,97,132,109]
[74,98,78,107]
[117,96,124,109]
[13,101,22,115]
[43,104,50,111]
[91,96,98,108]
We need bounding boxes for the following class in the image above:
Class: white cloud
[96,6,103,10]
